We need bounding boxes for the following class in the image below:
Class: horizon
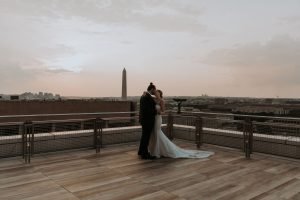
[1,1,300,98]
[23,94,300,100]
[2,89,300,100]
[3,93,300,101]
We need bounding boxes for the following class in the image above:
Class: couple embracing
[138,82,214,160]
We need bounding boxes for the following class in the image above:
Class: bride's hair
[147,82,156,91]
[157,90,163,98]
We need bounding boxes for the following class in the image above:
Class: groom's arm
[139,96,145,123]
[141,95,156,117]
[160,100,165,113]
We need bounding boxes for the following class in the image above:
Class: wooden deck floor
[0,141,299,200]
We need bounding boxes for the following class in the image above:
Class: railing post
[195,117,203,149]
[22,121,34,163]
[130,101,137,126]
[243,118,253,159]
[103,120,109,128]
[18,124,23,135]
[51,123,56,132]
[94,118,103,153]
[80,121,84,130]
[167,112,174,140]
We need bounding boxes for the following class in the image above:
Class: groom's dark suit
[138,92,157,157]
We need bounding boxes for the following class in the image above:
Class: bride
[148,90,214,158]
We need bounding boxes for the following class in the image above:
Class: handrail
[0,113,171,125]
[0,111,300,125]
[32,116,139,125]
[0,122,23,126]
[0,111,138,119]
[253,121,300,128]
[180,111,300,121]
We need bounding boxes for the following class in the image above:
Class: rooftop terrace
[0,141,299,200]
[0,111,299,199]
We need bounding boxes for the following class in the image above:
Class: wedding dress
[149,104,214,158]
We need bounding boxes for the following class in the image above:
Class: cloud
[0,65,40,93]
[0,0,205,33]
[280,15,300,24]
[0,39,78,92]
[1,1,299,98]
[0,66,35,81]
[120,40,134,45]
[42,44,76,58]
[203,35,300,86]
[45,68,74,73]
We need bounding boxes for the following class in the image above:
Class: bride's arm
[154,91,165,113]
[160,99,165,113]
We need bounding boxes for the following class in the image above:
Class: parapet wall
[0,100,136,122]
[0,125,299,159]
[174,125,299,159]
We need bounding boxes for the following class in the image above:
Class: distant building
[214,98,228,105]
[122,68,127,100]
[233,106,290,115]
[10,95,19,100]
[264,98,273,104]
[18,92,61,100]
[0,100,137,123]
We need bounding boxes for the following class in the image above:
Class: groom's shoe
[148,155,157,160]
[145,153,157,160]
[139,154,156,160]
[139,155,149,160]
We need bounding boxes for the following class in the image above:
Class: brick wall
[0,100,137,123]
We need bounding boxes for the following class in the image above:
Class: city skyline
[0,1,300,98]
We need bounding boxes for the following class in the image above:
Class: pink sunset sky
[0,0,300,98]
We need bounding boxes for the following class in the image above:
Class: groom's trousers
[138,120,155,156]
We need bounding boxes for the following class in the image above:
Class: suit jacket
[139,92,156,125]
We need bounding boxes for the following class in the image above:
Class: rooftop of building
[1,141,299,200]
[0,111,299,200]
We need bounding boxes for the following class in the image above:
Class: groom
[138,82,157,159]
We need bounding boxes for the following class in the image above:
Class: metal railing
[173,111,300,159]
[0,112,138,162]
[0,111,299,163]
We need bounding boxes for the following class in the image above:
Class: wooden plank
[0,180,64,200]
[0,172,47,189]
[0,142,299,200]
[251,178,300,200]
[20,190,80,200]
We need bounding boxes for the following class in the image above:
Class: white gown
[149,105,214,158]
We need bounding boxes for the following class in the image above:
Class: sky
[0,0,300,98]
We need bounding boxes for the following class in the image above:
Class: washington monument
[122,68,127,100]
